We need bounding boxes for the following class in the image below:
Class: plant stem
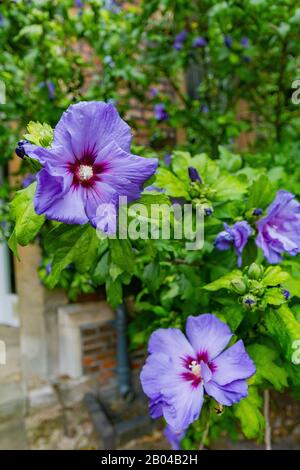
[199,408,211,450]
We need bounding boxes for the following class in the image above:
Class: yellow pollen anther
[189,361,201,378]
[78,164,93,181]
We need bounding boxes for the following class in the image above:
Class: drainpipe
[115,303,133,398]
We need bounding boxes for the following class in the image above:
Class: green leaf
[222,303,245,331]
[265,305,300,361]
[9,183,45,255]
[106,277,122,308]
[109,238,134,273]
[155,168,190,199]
[247,344,288,391]
[45,224,99,288]
[143,260,160,292]
[261,287,286,307]
[211,174,247,201]
[24,121,53,147]
[203,270,242,291]
[171,151,191,183]
[218,146,242,172]
[192,153,220,184]
[234,387,264,439]
[262,266,290,287]
[246,175,275,210]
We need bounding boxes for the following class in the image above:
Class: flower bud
[252,208,263,216]
[230,278,247,295]
[282,289,290,301]
[242,294,256,309]
[247,263,263,280]
[188,166,202,183]
[15,140,27,159]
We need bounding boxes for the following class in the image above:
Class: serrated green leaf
[262,287,286,307]
[247,344,288,390]
[211,174,247,201]
[45,224,99,288]
[24,121,53,147]
[9,183,45,254]
[192,153,220,184]
[106,277,122,308]
[203,270,242,291]
[265,305,300,361]
[109,238,134,273]
[155,168,190,199]
[246,175,275,210]
[218,146,242,172]
[234,387,265,440]
[262,266,290,287]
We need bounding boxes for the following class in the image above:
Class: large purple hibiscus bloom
[140,314,255,432]
[256,190,300,264]
[214,221,253,267]
[24,101,158,231]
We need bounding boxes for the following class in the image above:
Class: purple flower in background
[23,101,158,232]
[154,103,168,121]
[140,314,255,432]
[46,262,52,275]
[164,426,185,450]
[22,174,36,189]
[150,87,158,98]
[193,36,207,48]
[188,166,202,183]
[0,13,4,26]
[240,37,249,47]
[46,80,55,100]
[214,221,253,267]
[200,104,209,113]
[256,190,300,264]
[74,0,83,8]
[164,154,172,166]
[173,30,187,50]
[224,35,233,48]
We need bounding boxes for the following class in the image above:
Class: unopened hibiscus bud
[243,295,256,309]
[231,279,247,295]
[247,263,263,280]
[282,289,290,301]
[252,208,263,216]
[204,207,213,217]
[188,166,202,183]
[15,140,27,159]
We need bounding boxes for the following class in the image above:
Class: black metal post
[116,303,133,398]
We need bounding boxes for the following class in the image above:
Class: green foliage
[234,387,265,440]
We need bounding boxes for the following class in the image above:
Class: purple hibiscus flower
[193,36,207,48]
[23,101,158,231]
[240,37,249,47]
[154,103,168,121]
[22,174,36,189]
[224,35,233,48]
[256,190,300,264]
[164,426,185,450]
[141,314,255,432]
[173,30,188,50]
[214,221,253,267]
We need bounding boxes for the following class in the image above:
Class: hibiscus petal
[34,169,88,225]
[53,101,133,158]
[162,376,204,432]
[204,379,249,405]
[211,340,256,386]
[186,314,232,361]
[83,181,118,232]
[95,140,158,187]
[148,328,195,359]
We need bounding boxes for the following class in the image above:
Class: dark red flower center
[180,352,216,388]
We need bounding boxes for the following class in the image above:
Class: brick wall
[81,320,145,392]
